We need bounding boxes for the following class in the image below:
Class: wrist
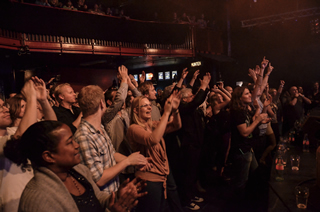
[38,98,49,104]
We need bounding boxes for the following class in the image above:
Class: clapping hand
[109,178,147,212]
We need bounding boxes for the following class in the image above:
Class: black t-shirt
[283,96,304,128]
[53,105,81,134]
[230,107,259,154]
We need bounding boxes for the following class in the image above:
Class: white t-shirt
[0,129,33,212]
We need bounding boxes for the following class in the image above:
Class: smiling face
[240,88,252,105]
[50,124,80,169]
[138,98,152,122]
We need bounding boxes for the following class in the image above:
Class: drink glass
[291,155,300,171]
[295,186,309,209]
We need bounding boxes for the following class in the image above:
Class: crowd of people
[0,57,319,212]
[12,0,214,29]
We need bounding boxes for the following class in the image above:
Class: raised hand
[212,85,220,93]
[163,95,173,115]
[170,90,181,112]
[128,74,138,88]
[32,76,47,102]
[181,68,188,79]
[255,65,260,75]
[118,65,128,84]
[192,70,200,80]
[139,71,146,83]
[248,68,257,81]
[217,81,224,89]
[261,56,269,70]
[199,72,211,88]
[280,80,285,86]
[21,79,36,102]
[267,62,274,75]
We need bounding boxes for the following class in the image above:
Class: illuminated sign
[191,61,201,67]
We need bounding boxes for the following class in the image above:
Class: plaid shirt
[74,119,119,194]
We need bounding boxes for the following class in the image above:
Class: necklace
[71,176,82,195]
[61,173,69,182]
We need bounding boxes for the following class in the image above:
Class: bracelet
[257,74,262,77]
[265,104,270,107]
[280,85,284,88]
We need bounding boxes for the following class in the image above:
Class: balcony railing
[0,2,223,57]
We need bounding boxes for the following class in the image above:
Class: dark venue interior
[2,0,320,211]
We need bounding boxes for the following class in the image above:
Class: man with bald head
[282,86,311,134]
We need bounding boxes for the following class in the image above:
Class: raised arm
[214,90,231,111]
[128,75,142,97]
[102,65,129,124]
[177,68,188,88]
[274,80,285,103]
[129,74,139,88]
[32,76,57,121]
[260,62,273,96]
[14,80,37,139]
[252,57,268,100]
[218,81,232,98]
[189,70,199,87]
[139,71,146,84]
[165,91,182,134]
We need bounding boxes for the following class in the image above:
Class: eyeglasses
[140,104,152,108]
[0,103,10,113]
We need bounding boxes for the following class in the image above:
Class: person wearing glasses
[127,91,183,212]
[0,77,56,212]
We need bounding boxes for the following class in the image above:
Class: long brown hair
[230,86,248,111]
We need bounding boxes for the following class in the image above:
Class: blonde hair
[130,96,153,130]
[78,85,105,117]
[54,83,71,104]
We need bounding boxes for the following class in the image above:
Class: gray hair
[181,88,192,98]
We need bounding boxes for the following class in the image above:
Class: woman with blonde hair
[127,91,184,212]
